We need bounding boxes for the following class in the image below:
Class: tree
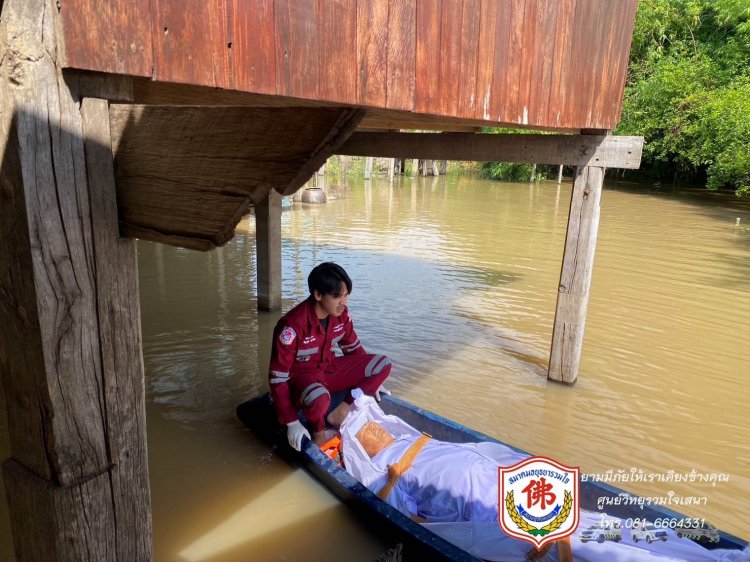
[617,0,750,196]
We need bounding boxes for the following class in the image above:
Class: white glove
[286,420,310,451]
[375,384,391,402]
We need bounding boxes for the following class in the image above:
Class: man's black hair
[308,262,352,296]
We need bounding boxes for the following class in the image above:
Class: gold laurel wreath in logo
[505,490,573,537]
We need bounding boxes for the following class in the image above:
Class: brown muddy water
[1,174,749,560]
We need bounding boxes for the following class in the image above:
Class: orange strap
[377,433,431,501]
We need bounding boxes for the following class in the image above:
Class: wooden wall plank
[56,0,639,132]
[275,0,320,98]
[319,0,357,103]
[501,0,526,124]
[516,0,538,126]
[59,0,153,76]
[386,0,417,111]
[599,0,638,128]
[589,0,619,128]
[151,0,229,87]
[571,0,614,128]
[546,0,574,128]
[437,0,462,116]
[415,0,441,114]
[490,1,513,124]
[529,0,558,127]
[552,0,579,129]
[230,0,276,94]
[457,0,481,118]
[356,0,389,106]
[475,0,498,121]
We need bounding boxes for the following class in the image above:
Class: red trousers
[289,353,391,432]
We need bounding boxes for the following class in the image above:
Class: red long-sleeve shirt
[268,297,365,424]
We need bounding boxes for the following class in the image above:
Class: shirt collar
[304,296,322,330]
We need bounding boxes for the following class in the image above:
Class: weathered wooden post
[0,1,152,559]
[388,158,395,182]
[255,189,282,311]
[411,158,419,177]
[530,163,537,183]
[548,166,605,383]
[364,156,374,179]
[557,164,564,184]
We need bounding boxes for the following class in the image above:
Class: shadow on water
[603,178,750,291]
[607,178,750,233]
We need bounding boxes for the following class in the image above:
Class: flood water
[1,173,749,560]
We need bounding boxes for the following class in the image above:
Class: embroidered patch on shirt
[279,327,296,345]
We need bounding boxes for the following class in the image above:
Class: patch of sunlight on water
[178,470,338,562]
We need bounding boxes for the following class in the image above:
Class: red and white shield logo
[499,456,580,550]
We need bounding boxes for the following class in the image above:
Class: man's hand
[375,384,391,402]
[286,420,310,451]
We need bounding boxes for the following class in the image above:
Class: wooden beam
[130,78,333,108]
[548,166,605,384]
[129,80,574,133]
[0,0,152,557]
[108,105,363,248]
[338,132,643,169]
[280,108,365,196]
[80,96,152,561]
[255,190,282,311]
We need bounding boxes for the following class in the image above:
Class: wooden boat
[236,394,748,561]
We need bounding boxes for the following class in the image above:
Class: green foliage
[618,0,750,196]
[480,162,549,182]
[479,128,552,183]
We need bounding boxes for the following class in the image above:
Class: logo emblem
[499,456,579,550]
[279,327,296,345]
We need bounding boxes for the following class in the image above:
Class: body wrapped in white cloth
[340,392,750,562]
[341,391,525,522]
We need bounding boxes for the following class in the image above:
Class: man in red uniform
[268,262,391,450]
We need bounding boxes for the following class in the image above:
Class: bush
[480,162,549,182]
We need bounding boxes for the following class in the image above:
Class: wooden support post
[530,163,537,183]
[364,156,373,180]
[0,3,153,557]
[431,160,439,176]
[548,166,605,383]
[255,189,282,311]
[557,164,564,184]
[411,158,419,177]
[439,160,447,175]
[387,158,395,182]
